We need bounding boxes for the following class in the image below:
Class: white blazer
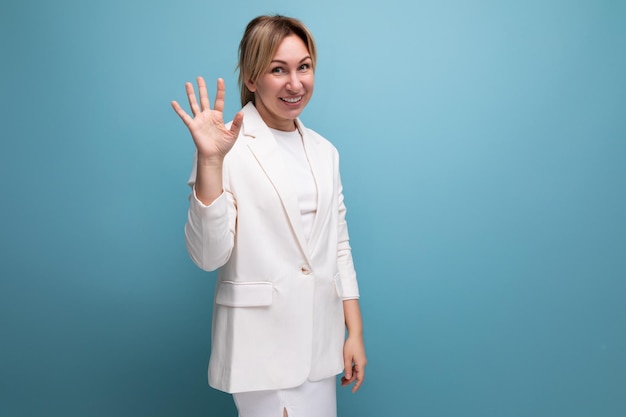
[185,103,360,394]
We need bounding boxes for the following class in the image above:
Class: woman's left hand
[341,334,367,393]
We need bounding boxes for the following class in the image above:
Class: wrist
[196,153,224,169]
[347,329,363,338]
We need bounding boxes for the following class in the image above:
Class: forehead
[272,35,310,60]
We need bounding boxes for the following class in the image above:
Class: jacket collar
[240,102,318,144]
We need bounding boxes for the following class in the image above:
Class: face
[246,35,314,131]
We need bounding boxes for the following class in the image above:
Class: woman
[171,15,366,417]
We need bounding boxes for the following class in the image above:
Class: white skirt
[232,377,337,417]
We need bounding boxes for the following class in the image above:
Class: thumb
[230,111,244,137]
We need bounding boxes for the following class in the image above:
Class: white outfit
[233,377,336,417]
[185,102,359,394]
[230,128,334,417]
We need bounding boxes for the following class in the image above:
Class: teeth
[281,96,302,103]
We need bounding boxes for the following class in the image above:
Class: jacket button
[300,265,312,275]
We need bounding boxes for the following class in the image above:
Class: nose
[286,71,303,92]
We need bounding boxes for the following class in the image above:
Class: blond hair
[237,15,317,107]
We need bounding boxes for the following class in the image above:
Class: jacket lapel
[241,103,310,259]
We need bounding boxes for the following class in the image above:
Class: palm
[186,106,235,158]
[171,77,243,161]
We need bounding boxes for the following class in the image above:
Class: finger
[352,366,365,393]
[340,373,356,386]
[171,101,193,126]
[229,111,244,137]
[185,81,201,117]
[197,76,210,112]
[214,78,225,113]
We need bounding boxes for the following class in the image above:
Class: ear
[244,78,257,93]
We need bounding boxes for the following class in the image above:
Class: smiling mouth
[280,96,302,103]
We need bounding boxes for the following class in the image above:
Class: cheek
[253,76,273,93]
[305,75,315,90]
[263,79,283,95]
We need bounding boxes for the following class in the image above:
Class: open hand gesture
[171,77,243,164]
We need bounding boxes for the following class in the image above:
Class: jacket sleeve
[336,157,360,300]
[184,153,237,272]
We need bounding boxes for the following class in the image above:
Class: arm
[334,159,367,392]
[172,77,242,270]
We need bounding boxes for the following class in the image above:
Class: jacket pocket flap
[216,281,273,307]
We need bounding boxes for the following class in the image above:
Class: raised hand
[171,77,243,164]
[171,76,243,205]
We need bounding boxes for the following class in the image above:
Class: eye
[270,66,285,74]
[298,63,311,71]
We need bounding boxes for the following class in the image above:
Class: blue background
[1,0,625,416]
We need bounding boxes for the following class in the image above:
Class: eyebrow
[270,56,312,65]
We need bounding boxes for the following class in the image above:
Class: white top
[270,127,318,241]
